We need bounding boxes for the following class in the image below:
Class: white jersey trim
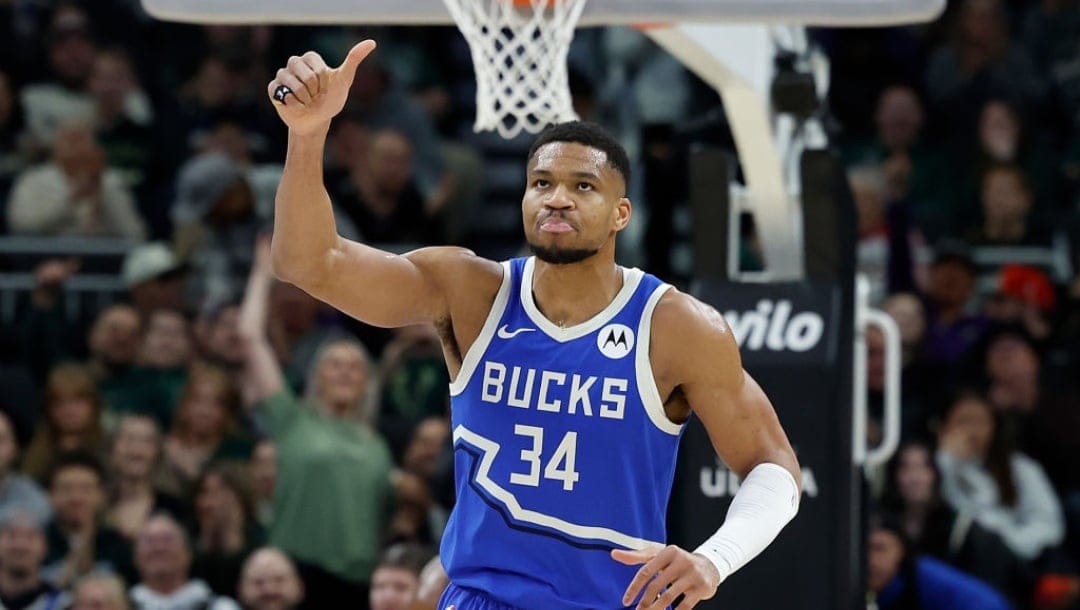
[449,261,512,397]
[454,424,662,551]
[521,256,645,343]
[636,284,683,436]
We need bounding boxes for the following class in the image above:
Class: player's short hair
[374,542,435,577]
[527,121,631,187]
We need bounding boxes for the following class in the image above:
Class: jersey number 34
[509,424,580,491]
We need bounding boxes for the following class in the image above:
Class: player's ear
[613,197,632,232]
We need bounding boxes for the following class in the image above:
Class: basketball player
[267,40,801,610]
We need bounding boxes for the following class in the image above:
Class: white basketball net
[442,0,588,139]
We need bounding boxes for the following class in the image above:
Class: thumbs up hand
[267,40,377,135]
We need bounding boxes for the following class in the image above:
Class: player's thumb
[610,548,653,565]
[334,40,377,87]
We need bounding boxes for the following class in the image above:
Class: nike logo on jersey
[497,325,536,339]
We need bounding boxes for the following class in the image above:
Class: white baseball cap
[122,242,187,287]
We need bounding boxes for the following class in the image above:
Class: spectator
[130,514,240,610]
[19,2,98,151]
[196,303,246,374]
[924,0,1046,141]
[936,391,1065,561]
[43,452,136,589]
[191,463,264,598]
[238,548,304,610]
[982,265,1055,342]
[0,410,52,526]
[882,292,938,437]
[171,152,263,308]
[173,56,265,160]
[842,85,954,240]
[0,511,69,610]
[7,119,147,240]
[966,99,1060,219]
[964,163,1050,246]
[88,47,154,193]
[18,258,84,382]
[847,165,924,306]
[22,364,106,483]
[132,309,194,422]
[370,543,434,610]
[880,439,1032,603]
[106,414,187,542]
[121,242,190,320]
[160,364,252,500]
[72,572,131,610]
[329,128,444,245]
[389,418,450,545]
[921,245,986,367]
[247,440,275,529]
[377,325,449,461]
[867,512,1012,610]
[343,58,448,203]
[239,238,392,610]
[267,281,343,394]
[86,304,149,425]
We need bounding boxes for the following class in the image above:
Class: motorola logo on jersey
[597,323,634,359]
[723,299,824,352]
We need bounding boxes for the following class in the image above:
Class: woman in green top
[238,236,394,610]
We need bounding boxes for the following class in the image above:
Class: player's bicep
[301,239,452,328]
[677,314,799,482]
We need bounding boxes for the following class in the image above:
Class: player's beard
[528,242,600,265]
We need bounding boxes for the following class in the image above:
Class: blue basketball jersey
[440,256,685,610]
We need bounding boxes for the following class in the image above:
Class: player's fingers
[273,69,311,106]
[287,55,319,99]
[644,579,691,610]
[623,549,675,606]
[302,51,331,95]
[333,39,377,89]
[611,548,654,566]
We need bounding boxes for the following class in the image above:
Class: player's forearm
[271,126,341,284]
[693,462,800,584]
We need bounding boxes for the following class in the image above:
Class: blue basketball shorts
[436,582,522,610]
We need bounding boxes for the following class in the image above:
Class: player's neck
[531,254,622,328]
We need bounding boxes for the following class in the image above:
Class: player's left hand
[612,545,721,609]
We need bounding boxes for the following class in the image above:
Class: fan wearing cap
[983,264,1055,341]
[122,242,190,318]
[171,152,359,308]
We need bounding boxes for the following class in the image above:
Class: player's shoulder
[651,287,734,341]
[404,245,505,299]
[405,246,504,280]
[650,287,741,376]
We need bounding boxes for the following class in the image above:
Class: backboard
[142,0,945,27]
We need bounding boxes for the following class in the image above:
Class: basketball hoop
[441,0,588,139]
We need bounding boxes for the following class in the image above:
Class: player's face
[522,142,629,264]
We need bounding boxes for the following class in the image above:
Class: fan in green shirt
[237,237,393,593]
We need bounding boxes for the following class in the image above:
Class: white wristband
[692,462,800,583]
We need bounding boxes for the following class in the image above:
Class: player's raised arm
[614,291,800,609]
[267,40,483,328]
